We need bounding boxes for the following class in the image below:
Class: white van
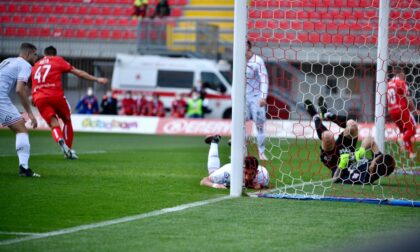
[111,54,233,118]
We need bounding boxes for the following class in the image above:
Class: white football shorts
[0,97,23,127]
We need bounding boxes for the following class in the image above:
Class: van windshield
[221,71,232,85]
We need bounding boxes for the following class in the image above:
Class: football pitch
[0,130,419,251]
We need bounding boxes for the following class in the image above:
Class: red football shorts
[35,96,72,125]
[389,109,416,133]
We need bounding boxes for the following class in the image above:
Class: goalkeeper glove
[355,147,366,161]
[338,153,350,169]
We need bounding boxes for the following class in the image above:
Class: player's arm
[200,177,227,189]
[70,68,109,85]
[16,81,37,128]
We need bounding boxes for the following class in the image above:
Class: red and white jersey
[387,76,409,114]
[31,56,73,103]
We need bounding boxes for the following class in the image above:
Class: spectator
[75,87,99,114]
[170,93,187,118]
[132,0,148,20]
[136,92,149,116]
[120,91,136,116]
[152,0,171,19]
[146,93,165,117]
[186,90,204,118]
[101,90,118,115]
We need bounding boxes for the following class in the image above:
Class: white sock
[207,142,220,174]
[16,133,30,169]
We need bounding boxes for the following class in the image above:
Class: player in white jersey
[246,40,269,160]
[200,135,270,189]
[0,43,40,177]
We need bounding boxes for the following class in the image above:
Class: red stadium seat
[7,4,18,12]
[94,17,106,26]
[22,15,35,24]
[55,5,66,14]
[332,34,344,44]
[273,10,285,19]
[99,29,112,39]
[74,29,87,38]
[106,17,118,26]
[42,5,54,13]
[11,16,23,24]
[78,6,89,15]
[303,21,314,31]
[0,14,12,24]
[291,21,302,30]
[255,20,267,29]
[16,27,28,37]
[31,5,43,14]
[0,4,5,13]
[82,17,94,26]
[261,9,273,19]
[67,5,79,15]
[19,4,31,13]
[170,7,182,17]
[90,6,101,15]
[102,6,112,16]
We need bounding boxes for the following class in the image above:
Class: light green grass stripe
[0,196,232,246]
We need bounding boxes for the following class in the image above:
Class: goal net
[245,0,420,205]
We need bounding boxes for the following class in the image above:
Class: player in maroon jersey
[386,70,417,159]
[31,46,108,159]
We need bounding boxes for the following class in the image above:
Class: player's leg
[390,112,406,151]
[255,101,267,160]
[61,98,74,149]
[57,97,77,159]
[36,98,75,159]
[304,99,327,140]
[1,101,40,177]
[402,112,416,158]
[205,135,221,174]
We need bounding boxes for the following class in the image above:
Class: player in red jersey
[31,46,108,159]
[386,70,417,159]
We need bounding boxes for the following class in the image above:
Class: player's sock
[403,129,415,154]
[207,142,220,174]
[51,126,64,144]
[16,133,30,169]
[63,122,74,148]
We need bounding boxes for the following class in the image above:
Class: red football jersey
[31,56,73,103]
[387,76,409,114]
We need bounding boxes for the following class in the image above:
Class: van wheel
[222,108,232,119]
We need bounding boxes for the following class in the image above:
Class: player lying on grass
[31,46,108,159]
[304,97,358,176]
[200,135,269,190]
[333,136,395,184]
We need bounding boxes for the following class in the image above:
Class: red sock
[403,129,415,154]
[51,126,64,143]
[63,122,74,148]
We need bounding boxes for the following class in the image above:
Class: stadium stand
[0,0,418,57]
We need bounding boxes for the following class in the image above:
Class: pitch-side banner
[2,114,419,141]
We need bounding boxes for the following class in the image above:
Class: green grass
[0,130,419,251]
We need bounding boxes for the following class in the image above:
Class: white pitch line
[0,195,232,246]
[0,150,107,157]
[0,231,42,236]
